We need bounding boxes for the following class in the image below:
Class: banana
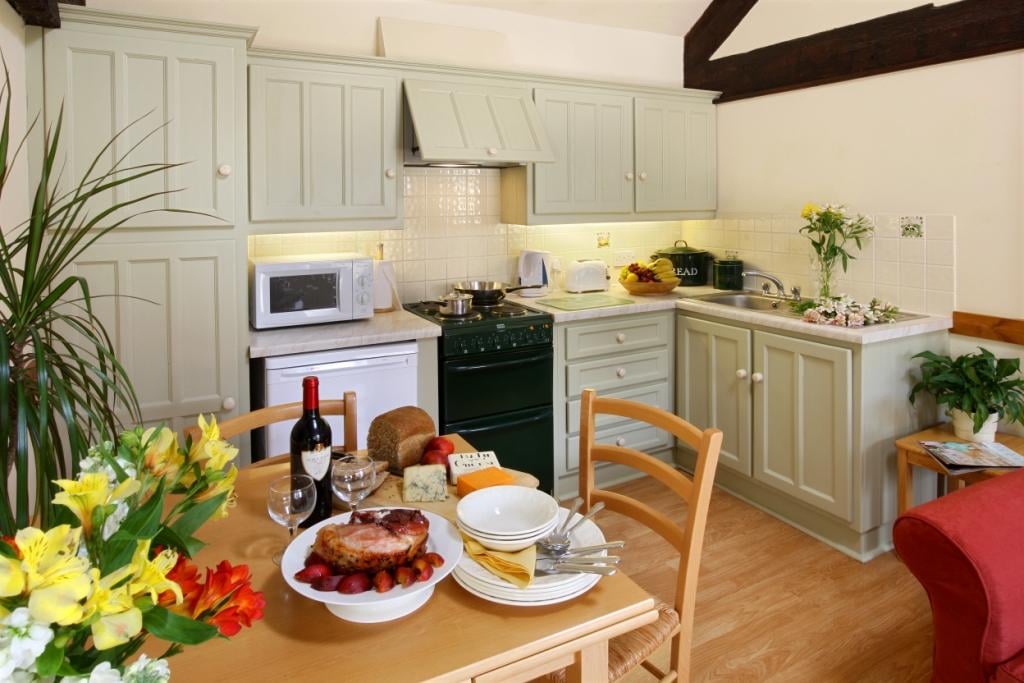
[625,272,639,282]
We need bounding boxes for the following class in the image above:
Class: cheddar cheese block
[456,466,515,498]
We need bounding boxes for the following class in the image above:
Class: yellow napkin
[461,534,536,588]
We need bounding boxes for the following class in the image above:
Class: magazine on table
[919,440,1024,472]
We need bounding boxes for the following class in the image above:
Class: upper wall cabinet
[635,96,716,213]
[404,79,554,165]
[248,63,400,223]
[43,21,246,228]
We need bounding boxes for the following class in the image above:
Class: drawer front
[567,381,670,434]
[566,421,673,471]
[567,349,669,397]
[565,314,669,361]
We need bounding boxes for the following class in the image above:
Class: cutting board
[369,468,539,523]
[535,294,634,311]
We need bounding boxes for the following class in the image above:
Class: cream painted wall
[87,0,685,87]
[0,1,28,231]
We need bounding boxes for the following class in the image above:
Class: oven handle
[455,410,551,435]
[447,353,550,374]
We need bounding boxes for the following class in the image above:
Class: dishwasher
[251,342,418,460]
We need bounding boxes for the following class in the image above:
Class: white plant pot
[949,408,999,443]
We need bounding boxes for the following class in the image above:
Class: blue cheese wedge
[448,451,501,485]
[402,464,448,502]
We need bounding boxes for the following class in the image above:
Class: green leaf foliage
[142,606,219,645]
[909,347,1024,433]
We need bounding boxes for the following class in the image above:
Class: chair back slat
[591,489,687,553]
[590,444,694,503]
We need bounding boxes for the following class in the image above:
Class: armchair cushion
[994,652,1024,683]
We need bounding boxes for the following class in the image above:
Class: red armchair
[893,469,1024,683]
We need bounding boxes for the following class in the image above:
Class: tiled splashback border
[249,168,957,316]
[681,213,957,316]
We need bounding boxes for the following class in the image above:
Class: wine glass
[266,474,316,565]
[332,455,376,514]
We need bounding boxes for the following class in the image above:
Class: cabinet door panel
[249,65,399,221]
[534,89,632,215]
[635,97,716,213]
[753,331,852,520]
[68,240,239,425]
[676,317,752,475]
[44,29,237,226]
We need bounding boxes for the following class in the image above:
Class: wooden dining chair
[185,392,357,467]
[550,387,722,683]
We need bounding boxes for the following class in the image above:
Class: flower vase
[811,260,837,299]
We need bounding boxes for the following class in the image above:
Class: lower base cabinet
[677,313,946,561]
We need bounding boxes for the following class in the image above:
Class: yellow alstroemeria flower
[196,465,238,519]
[53,473,140,536]
[801,202,820,220]
[128,540,182,605]
[13,526,92,625]
[82,565,143,650]
[189,414,220,460]
[141,426,184,479]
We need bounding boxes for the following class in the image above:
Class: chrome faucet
[742,270,786,297]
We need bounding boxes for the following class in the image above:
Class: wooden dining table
[157,435,658,682]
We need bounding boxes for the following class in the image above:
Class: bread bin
[651,240,711,286]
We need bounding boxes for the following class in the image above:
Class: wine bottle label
[301,447,330,480]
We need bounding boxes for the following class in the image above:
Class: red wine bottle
[291,376,333,528]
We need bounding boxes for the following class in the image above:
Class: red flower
[206,584,265,636]
[192,561,251,617]
[160,555,203,612]
[156,557,264,637]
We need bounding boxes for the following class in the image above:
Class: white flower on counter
[0,608,54,681]
[796,295,898,328]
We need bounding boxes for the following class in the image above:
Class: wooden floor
[592,476,934,682]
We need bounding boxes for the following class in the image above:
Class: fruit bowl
[619,277,681,295]
[281,507,462,623]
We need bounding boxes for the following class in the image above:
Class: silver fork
[535,563,617,576]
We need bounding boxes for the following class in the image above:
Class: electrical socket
[612,249,635,266]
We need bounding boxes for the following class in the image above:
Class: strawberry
[312,575,343,592]
[394,565,416,588]
[412,557,433,582]
[373,570,395,593]
[338,572,371,594]
[422,552,444,568]
[294,564,331,584]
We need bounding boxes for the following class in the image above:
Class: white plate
[458,516,559,541]
[454,566,591,599]
[453,570,600,607]
[457,508,606,591]
[457,519,558,552]
[281,507,463,622]
[457,486,559,536]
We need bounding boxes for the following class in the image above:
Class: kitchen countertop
[512,284,951,344]
[248,308,441,358]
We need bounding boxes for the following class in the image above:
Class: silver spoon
[538,501,606,555]
[536,562,617,576]
[562,501,605,538]
[557,497,583,536]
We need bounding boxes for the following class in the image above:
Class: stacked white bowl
[456,486,560,552]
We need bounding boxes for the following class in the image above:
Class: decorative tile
[900,215,925,238]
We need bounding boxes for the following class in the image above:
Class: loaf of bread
[367,406,436,473]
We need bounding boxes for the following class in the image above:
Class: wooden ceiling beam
[685,0,1024,103]
[683,0,759,71]
[5,0,82,28]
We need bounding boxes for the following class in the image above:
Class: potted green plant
[799,203,873,298]
[909,348,1024,442]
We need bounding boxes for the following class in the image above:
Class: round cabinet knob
[615,333,627,344]
[736,369,748,380]
[751,372,764,384]
[615,437,627,447]
[616,368,627,378]
[221,396,236,411]
[217,164,232,178]
[625,172,634,181]
[487,147,498,156]
[385,168,396,179]
[638,171,649,181]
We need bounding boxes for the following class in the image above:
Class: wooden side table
[896,424,1024,514]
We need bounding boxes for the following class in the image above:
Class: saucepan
[429,291,474,316]
[452,280,540,306]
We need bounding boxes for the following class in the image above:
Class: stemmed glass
[332,455,376,514]
[266,473,316,565]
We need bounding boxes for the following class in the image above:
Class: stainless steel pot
[452,280,540,305]
[431,291,474,316]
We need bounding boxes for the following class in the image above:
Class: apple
[425,437,455,456]
[420,449,449,468]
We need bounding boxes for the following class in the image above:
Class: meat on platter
[312,508,430,573]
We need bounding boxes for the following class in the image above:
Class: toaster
[563,259,610,293]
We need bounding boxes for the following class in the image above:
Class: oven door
[445,406,554,494]
[251,261,352,329]
[441,347,552,424]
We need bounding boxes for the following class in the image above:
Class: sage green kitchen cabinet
[248,64,400,222]
[635,96,716,213]
[404,79,554,165]
[42,21,245,228]
[752,331,853,521]
[676,317,752,477]
[67,238,240,434]
[532,88,633,215]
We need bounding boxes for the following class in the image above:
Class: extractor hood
[403,78,556,167]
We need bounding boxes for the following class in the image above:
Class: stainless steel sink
[692,292,792,312]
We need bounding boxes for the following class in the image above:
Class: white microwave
[249,253,374,330]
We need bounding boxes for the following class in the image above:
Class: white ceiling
[430,0,713,36]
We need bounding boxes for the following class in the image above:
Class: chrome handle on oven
[448,354,551,374]
[455,411,550,433]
